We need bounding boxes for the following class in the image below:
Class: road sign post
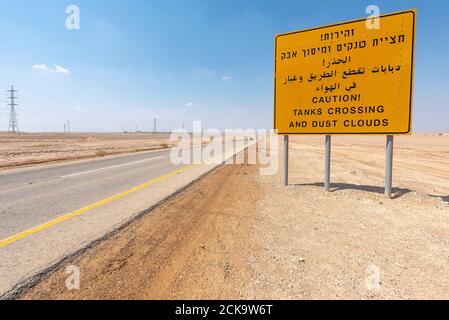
[325,135,332,192]
[284,135,289,186]
[385,135,394,198]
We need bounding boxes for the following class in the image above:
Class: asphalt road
[0,148,187,240]
[0,138,253,298]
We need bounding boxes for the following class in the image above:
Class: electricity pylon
[7,85,19,133]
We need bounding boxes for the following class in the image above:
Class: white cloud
[32,64,50,73]
[32,64,71,75]
[74,106,85,112]
[185,102,194,107]
[54,65,71,74]
[221,75,232,81]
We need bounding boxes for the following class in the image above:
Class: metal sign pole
[284,135,289,186]
[325,135,332,192]
[385,135,394,198]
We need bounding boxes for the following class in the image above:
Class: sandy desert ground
[17,133,449,300]
[0,132,174,170]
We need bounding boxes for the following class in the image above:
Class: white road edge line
[61,156,165,178]
[61,140,250,179]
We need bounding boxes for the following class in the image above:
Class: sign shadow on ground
[430,195,449,203]
[292,182,412,199]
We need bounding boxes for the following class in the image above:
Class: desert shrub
[96,150,107,157]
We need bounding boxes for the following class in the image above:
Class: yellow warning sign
[274,10,416,135]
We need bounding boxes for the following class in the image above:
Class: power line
[19,95,145,129]
[11,92,164,133]
[7,85,19,133]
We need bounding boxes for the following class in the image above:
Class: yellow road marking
[0,164,199,249]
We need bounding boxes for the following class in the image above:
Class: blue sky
[0,0,447,132]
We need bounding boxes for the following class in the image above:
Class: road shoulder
[19,137,449,300]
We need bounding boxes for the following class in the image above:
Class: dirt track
[21,134,449,300]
